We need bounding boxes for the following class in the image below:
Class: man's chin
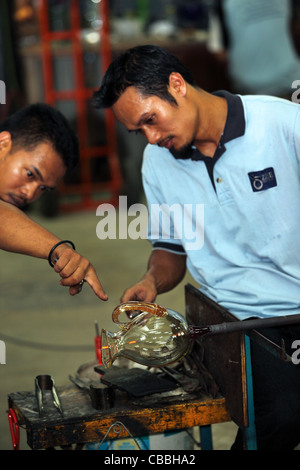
[170,144,194,160]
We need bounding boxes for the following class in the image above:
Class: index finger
[81,268,108,301]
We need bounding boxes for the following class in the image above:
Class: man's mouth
[7,194,26,208]
[158,136,173,149]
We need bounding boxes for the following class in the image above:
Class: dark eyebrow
[137,113,151,127]
[32,166,44,182]
[127,113,153,133]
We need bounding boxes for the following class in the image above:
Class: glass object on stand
[101,301,197,368]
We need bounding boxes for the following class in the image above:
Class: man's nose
[20,183,39,202]
[144,128,161,145]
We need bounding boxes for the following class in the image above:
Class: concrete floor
[0,207,238,450]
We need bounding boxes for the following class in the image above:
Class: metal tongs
[35,374,64,417]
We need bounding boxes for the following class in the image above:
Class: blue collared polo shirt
[142,92,300,320]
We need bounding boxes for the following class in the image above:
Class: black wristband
[48,240,76,267]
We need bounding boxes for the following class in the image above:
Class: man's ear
[0,131,12,156]
[168,72,187,97]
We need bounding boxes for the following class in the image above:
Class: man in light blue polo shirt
[142,90,300,321]
[93,45,300,450]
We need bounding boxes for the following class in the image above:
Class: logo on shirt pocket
[248,167,277,192]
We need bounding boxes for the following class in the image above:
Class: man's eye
[27,170,33,177]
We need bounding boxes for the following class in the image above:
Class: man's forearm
[0,201,108,299]
[144,249,187,294]
[0,200,60,258]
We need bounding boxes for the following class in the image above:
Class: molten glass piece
[101,301,195,368]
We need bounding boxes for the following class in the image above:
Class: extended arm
[121,249,187,303]
[0,200,108,300]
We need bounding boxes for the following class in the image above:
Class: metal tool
[35,375,64,417]
[188,313,300,338]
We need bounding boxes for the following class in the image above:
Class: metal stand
[244,335,257,450]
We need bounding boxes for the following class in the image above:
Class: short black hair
[93,44,197,109]
[0,103,79,169]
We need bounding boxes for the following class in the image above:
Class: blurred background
[1,0,300,450]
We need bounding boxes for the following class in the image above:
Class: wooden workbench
[8,284,266,450]
[8,384,230,450]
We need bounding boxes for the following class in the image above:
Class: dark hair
[0,103,79,169]
[93,44,197,108]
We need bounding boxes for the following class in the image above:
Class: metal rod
[189,314,300,337]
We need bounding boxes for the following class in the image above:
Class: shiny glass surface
[101,302,193,368]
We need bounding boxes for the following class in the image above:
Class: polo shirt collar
[171,90,246,162]
[213,90,245,145]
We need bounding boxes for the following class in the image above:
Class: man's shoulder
[143,144,172,167]
[241,94,298,111]
[240,94,300,127]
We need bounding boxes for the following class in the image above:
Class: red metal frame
[8,408,20,450]
[37,0,122,212]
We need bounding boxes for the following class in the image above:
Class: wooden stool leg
[199,425,213,450]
